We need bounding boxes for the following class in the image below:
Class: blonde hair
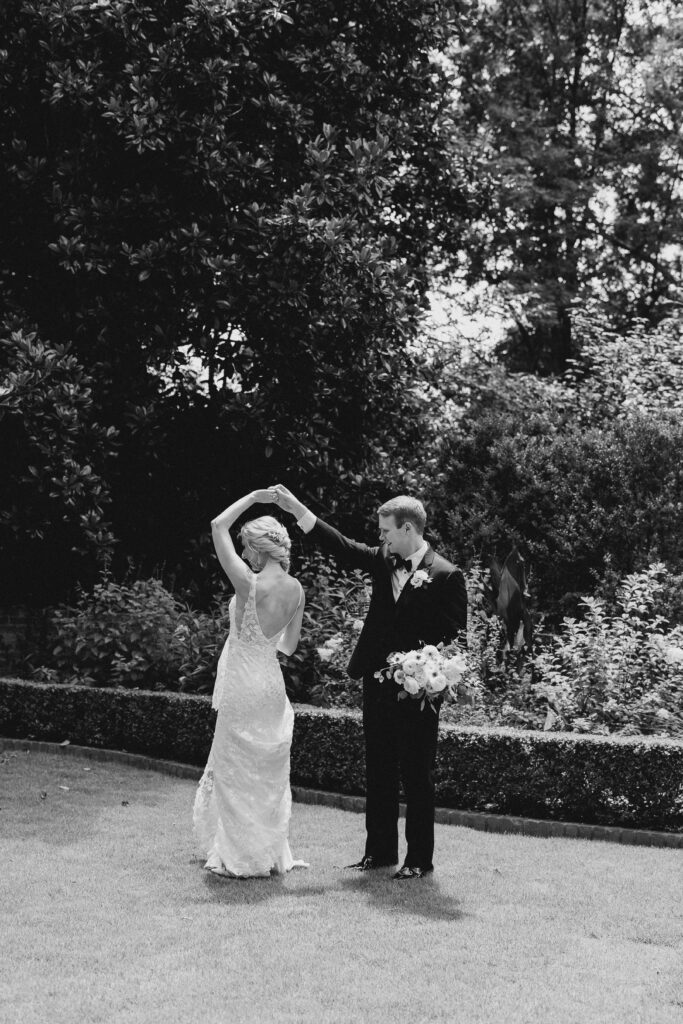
[240,516,291,572]
[377,495,427,535]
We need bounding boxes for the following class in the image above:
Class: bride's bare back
[235,573,302,640]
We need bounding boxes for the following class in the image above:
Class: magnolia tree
[0,0,465,599]
[0,324,115,602]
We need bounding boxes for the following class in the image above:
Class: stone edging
[2,737,682,850]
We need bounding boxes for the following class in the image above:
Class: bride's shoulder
[282,573,304,597]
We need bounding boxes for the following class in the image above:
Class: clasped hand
[251,484,297,513]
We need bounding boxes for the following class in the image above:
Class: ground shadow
[190,865,290,906]
[337,871,467,922]
[191,862,465,920]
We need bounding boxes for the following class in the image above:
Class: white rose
[351,619,364,632]
[425,672,448,695]
[402,676,421,696]
[421,645,439,660]
[401,651,419,673]
[414,665,429,686]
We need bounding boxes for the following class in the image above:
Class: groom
[272,486,467,880]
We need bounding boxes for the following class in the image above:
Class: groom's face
[378,514,412,557]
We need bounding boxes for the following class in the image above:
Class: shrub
[441,563,683,741]
[171,600,232,694]
[567,310,683,424]
[35,578,186,689]
[433,408,683,622]
[31,576,232,694]
[434,725,683,832]
[1,678,681,831]
[0,324,116,605]
[280,551,369,707]
[29,560,368,706]
[532,564,683,737]
[0,676,214,764]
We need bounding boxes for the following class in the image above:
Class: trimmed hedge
[0,676,214,765]
[1,677,682,831]
[435,727,683,831]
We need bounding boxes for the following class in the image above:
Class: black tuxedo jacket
[309,518,467,680]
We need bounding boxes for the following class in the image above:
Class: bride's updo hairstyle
[239,516,291,572]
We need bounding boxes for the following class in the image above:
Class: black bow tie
[391,554,413,573]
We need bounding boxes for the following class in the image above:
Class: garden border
[2,736,682,850]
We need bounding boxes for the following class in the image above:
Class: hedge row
[1,677,682,831]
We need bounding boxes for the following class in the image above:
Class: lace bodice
[233,571,288,651]
[211,571,302,709]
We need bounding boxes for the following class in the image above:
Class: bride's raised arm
[211,489,275,593]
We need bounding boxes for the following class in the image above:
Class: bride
[193,488,308,878]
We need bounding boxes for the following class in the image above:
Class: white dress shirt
[296,511,428,602]
[391,541,429,601]
[296,510,317,534]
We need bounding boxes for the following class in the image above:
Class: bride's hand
[251,488,277,504]
[269,484,304,517]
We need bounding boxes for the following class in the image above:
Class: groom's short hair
[377,496,427,535]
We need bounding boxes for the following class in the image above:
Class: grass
[1,749,682,1024]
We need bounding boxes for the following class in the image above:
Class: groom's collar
[408,540,430,571]
[384,540,431,573]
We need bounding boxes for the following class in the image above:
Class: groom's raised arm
[272,484,378,574]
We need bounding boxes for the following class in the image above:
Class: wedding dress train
[193,571,307,877]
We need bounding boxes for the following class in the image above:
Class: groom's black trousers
[362,675,440,869]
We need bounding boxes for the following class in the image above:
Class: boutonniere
[409,569,431,589]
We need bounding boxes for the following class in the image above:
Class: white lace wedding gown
[193,571,307,877]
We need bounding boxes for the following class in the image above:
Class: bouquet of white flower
[375,642,470,711]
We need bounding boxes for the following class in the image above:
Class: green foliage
[25,556,683,740]
[39,578,186,689]
[170,598,233,694]
[431,401,683,622]
[0,324,115,602]
[283,551,369,707]
[448,0,683,370]
[0,676,214,765]
[434,724,683,831]
[29,563,366,705]
[533,565,683,738]
[459,561,526,691]
[0,0,461,600]
[32,576,230,693]
[567,310,683,424]
[2,678,681,830]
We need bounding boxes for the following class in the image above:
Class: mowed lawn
[1,749,682,1024]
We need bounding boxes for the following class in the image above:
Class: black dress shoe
[393,864,434,880]
[346,855,395,871]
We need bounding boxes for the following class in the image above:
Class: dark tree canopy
[2,0,681,607]
[0,0,461,601]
